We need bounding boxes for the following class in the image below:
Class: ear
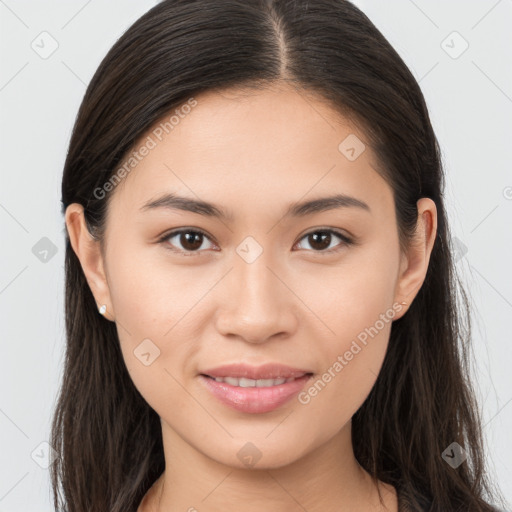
[393,197,437,320]
[65,203,115,321]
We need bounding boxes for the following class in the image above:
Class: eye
[294,228,354,253]
[159,228,216,254]
[158,227,354,256]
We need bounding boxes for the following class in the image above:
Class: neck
[140,421,397,512]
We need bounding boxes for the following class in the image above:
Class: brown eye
[295,229,353,253]
[159,227,353,256]
[161,229,215,254]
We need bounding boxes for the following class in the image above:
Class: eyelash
[157,227,355,256]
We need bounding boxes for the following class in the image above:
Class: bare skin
[65,82,437,512]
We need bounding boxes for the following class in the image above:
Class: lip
[199,373,313,414]
[200,363,312,380]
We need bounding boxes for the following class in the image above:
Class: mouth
[198,372,314,414]
[200,362,314,381]
[200,373,314,388]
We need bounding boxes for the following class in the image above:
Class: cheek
[293,239,399,340]
[107,243,209,337]
[294,244,398,420]
[106,245,215,409]
[298,317,392,430]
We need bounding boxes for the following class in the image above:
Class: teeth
[212,376,297,387]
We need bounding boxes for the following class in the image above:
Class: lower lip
[199,374,313,414]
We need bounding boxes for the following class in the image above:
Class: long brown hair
[53,1,505,510]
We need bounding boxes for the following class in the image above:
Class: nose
[214,254,298,344]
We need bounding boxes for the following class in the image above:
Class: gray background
[0,0,510,510]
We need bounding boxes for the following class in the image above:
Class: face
[69,83,436,470]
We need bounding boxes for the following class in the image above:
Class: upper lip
[201,363,313,380]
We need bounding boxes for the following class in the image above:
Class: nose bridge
[233,243,282,316]
[215,240,296,342]
[236,248,276,304]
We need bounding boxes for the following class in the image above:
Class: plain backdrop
[0,0,511,510]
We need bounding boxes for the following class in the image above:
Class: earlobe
[65,203,115,321]
[393,198,438,315]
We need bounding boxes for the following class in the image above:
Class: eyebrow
[140,192,371,221]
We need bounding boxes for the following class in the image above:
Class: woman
[52,1,506,511]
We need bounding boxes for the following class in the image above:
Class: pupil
[310,232,330,250]
[181,232,202,250]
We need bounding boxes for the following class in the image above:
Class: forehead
[108,83,392,221]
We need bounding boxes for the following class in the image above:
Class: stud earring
[98,304,107,315]
[401,301,407,306]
